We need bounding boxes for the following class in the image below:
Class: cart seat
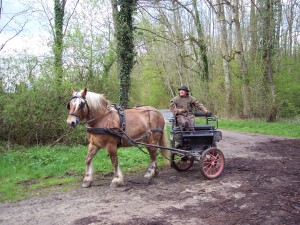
[172,124,214,132]
[193,125,215,130]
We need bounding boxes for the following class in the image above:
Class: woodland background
[0,0,299,146]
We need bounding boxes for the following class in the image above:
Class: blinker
[66,97,85,110]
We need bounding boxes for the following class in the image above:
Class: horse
[66,88,169,188]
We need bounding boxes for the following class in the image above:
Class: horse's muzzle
[67,116,80,128]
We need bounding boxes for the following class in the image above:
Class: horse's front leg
[82,143,100,188]
[107,144,124,188]
[144,146,158,181]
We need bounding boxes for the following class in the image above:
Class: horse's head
[66,88,89,127]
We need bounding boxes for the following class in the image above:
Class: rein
[81,104,124,126]
[86,127,162,155]
[80,113,107,125]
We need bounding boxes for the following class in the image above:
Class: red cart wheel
[200,148,224,179]
[171,145,194,172]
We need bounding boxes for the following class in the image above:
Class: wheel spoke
[205,164,213,175]
[171,148,194,172]
[200,148,225,179]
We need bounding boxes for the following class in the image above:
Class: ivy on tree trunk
[54,0,65,86]
[112,0,136,107]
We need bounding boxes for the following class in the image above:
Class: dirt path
[0,130,299,225]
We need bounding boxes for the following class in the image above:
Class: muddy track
[0,130,299,225]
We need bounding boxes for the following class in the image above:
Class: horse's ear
[82,88,87,97]
[71,88,75,95]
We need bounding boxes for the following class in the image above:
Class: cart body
[169,112,224,179]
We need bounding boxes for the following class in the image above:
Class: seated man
[169,86,208,130]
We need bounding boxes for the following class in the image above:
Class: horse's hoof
[82,181,92,188]
[110,177,124,188]
[110,181,123,188]
[143,174,154,185]
[144,172,154,181]
[110,182,118,188]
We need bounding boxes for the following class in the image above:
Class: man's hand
[204,109,208,114]
[177,109,186,113]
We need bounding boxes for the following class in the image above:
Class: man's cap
[178,86,190,92]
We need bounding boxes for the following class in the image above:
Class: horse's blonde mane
[85,91,109,110]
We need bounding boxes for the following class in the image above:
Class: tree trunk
[172,1,186,86]
[262,0,277,122]
[250,0,258,62]
[216,0,232,114]
[232,0,251,117]
[192,0,209,82]
[53,0,66,85]
[274,0,282,72]
[287,0,296,57]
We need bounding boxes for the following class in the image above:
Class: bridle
[67,96,110,125]
[66,96,90,121]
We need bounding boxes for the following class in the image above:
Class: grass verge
[0,145,166,202]
[195,117,300,138]
[218,119,300,138]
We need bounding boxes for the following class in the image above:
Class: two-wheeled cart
[168,112,224,179]
[136,112,224,179]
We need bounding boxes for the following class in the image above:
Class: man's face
[179,90,188,97]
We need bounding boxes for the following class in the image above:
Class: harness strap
[87,127,123,138]
[151,128,163,133]
[111,104,126,146]
[86,127,163,144]
[111,104,125,130]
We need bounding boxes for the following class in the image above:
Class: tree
[174,0,209,82]
[37,0,79,86]
[231,0,250,117]
[62,0,118,98]
[207,0,233,114]
[260,0,278,121]
[111,0,137,107]
[53,0,66,84]
[192,0,209,82]
[250,0,258,61]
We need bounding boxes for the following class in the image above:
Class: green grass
[195,117,300,138]
[0,145,166,202]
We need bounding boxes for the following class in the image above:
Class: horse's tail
[159,126,169,166]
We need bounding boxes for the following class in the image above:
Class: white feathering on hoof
[110,166,124,187]
[144,161,157,180]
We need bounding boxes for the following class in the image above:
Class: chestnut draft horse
[66,88,168,188]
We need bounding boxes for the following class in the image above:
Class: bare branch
[0,0,2,19]
[40,0,55,38]
[173,0,195,20]
[136,27,180,47]
[0,24,25,51]
[0,8,30,51]
[63,0,79,36]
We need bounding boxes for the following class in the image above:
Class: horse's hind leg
[82,144,99,188]
[107,144,124,188]
[144,146,158,181]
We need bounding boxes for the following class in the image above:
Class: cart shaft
[135,142,195,155]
